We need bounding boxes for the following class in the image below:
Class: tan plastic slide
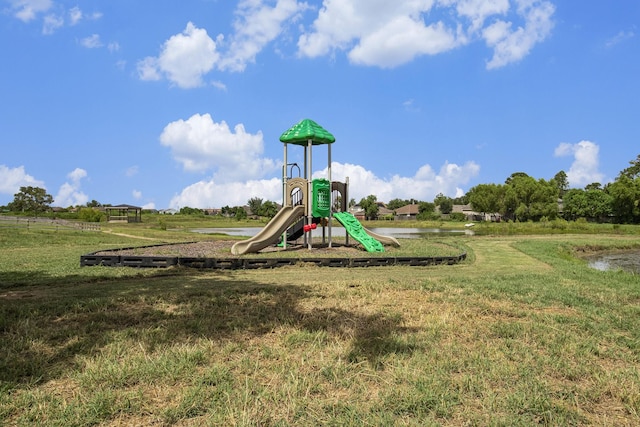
[363,227,400,247]
[231,205,306,255]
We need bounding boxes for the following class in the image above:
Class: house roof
[378,206,394,216]
[452,204,473,213]
[395,204,419,215]
[107,204,142,210]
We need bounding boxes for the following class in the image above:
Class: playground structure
[231,119,399,255]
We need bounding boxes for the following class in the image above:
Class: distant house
[347,203,393,221]
[105,204,142,223]
[394,203,419,220]
[451,204,474,220]
[452,204,501,222]
[377,206,394,219]
[348,205,366,221]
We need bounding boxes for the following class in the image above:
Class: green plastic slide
[333,212,384,252]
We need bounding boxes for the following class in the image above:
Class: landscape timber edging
[80,248,467,269]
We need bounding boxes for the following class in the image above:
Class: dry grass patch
[1,230,640,425]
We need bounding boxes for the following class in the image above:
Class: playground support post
[328,141,332,248]
[306,139,313,249]
[345,176,350,246]
[282,143,288,249]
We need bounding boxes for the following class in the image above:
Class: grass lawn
[1,222,639,426]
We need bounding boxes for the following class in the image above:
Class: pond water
[190,227,474,239]
[585,251,640,274]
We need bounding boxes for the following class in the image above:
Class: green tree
[234,206,248,220]
[585,182,602,191]
[434,193,453,214]
[260,200,279,218]
[607,176,640,223]
[568,188,613,221]
[179,206,203,215]
[619,154,640,179]
[528,178,559,220]
[78,207,104,222]
[505,172,530,185]
[562,189,587,220]
[417,201,437,220]
[467,183,504,217]
[387,198,410,210]
[553,171,569,198]
[9,186,53,217]
[247,197,263,216]
[359,195,379,220]
[502,175,557,221]
[452,195,469,205]
[590,189,613,221]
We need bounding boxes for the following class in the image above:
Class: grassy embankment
[0,219,639,425]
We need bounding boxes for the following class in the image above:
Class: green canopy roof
[279,119,335,146]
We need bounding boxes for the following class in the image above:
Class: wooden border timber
[80,249,467,270]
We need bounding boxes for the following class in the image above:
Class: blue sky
[1,0,638,209]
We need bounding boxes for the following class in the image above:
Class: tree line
[4,155,640,224]
[467,155,640,224]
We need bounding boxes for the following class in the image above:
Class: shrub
[78,208,104,223]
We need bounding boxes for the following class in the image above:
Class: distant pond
[584,250,640,274]
[191,227,474,239]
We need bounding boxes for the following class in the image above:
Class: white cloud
[54,168,88,207]
[0,165,45,195]
[9,3,102,34]
[297,0,554,69]
[80,34,103,48]
[169,178,282,209]
[9,0,53,22]
[137,1,306,85]
[456,0,510,32]
[218,0,308,72]
[482,0,555,69]
[211,80,227,91]
[68,6,82,25]
[605,30,635,48]
[169,160,479,209]
[159,113,279,181]
[136,57,162,81]
[42,13,63,34]
[402,99,420,112]
[315,161,480,202]
[347,18,457,68]
[554,140,605,187]
[137,1,554,88]
[133,190,155,210]
[137,22,219,88]
[125,166,139,177]
[68,167,87,181]
[67,6,101,25]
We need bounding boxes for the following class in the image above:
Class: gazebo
[105,204,142,223]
